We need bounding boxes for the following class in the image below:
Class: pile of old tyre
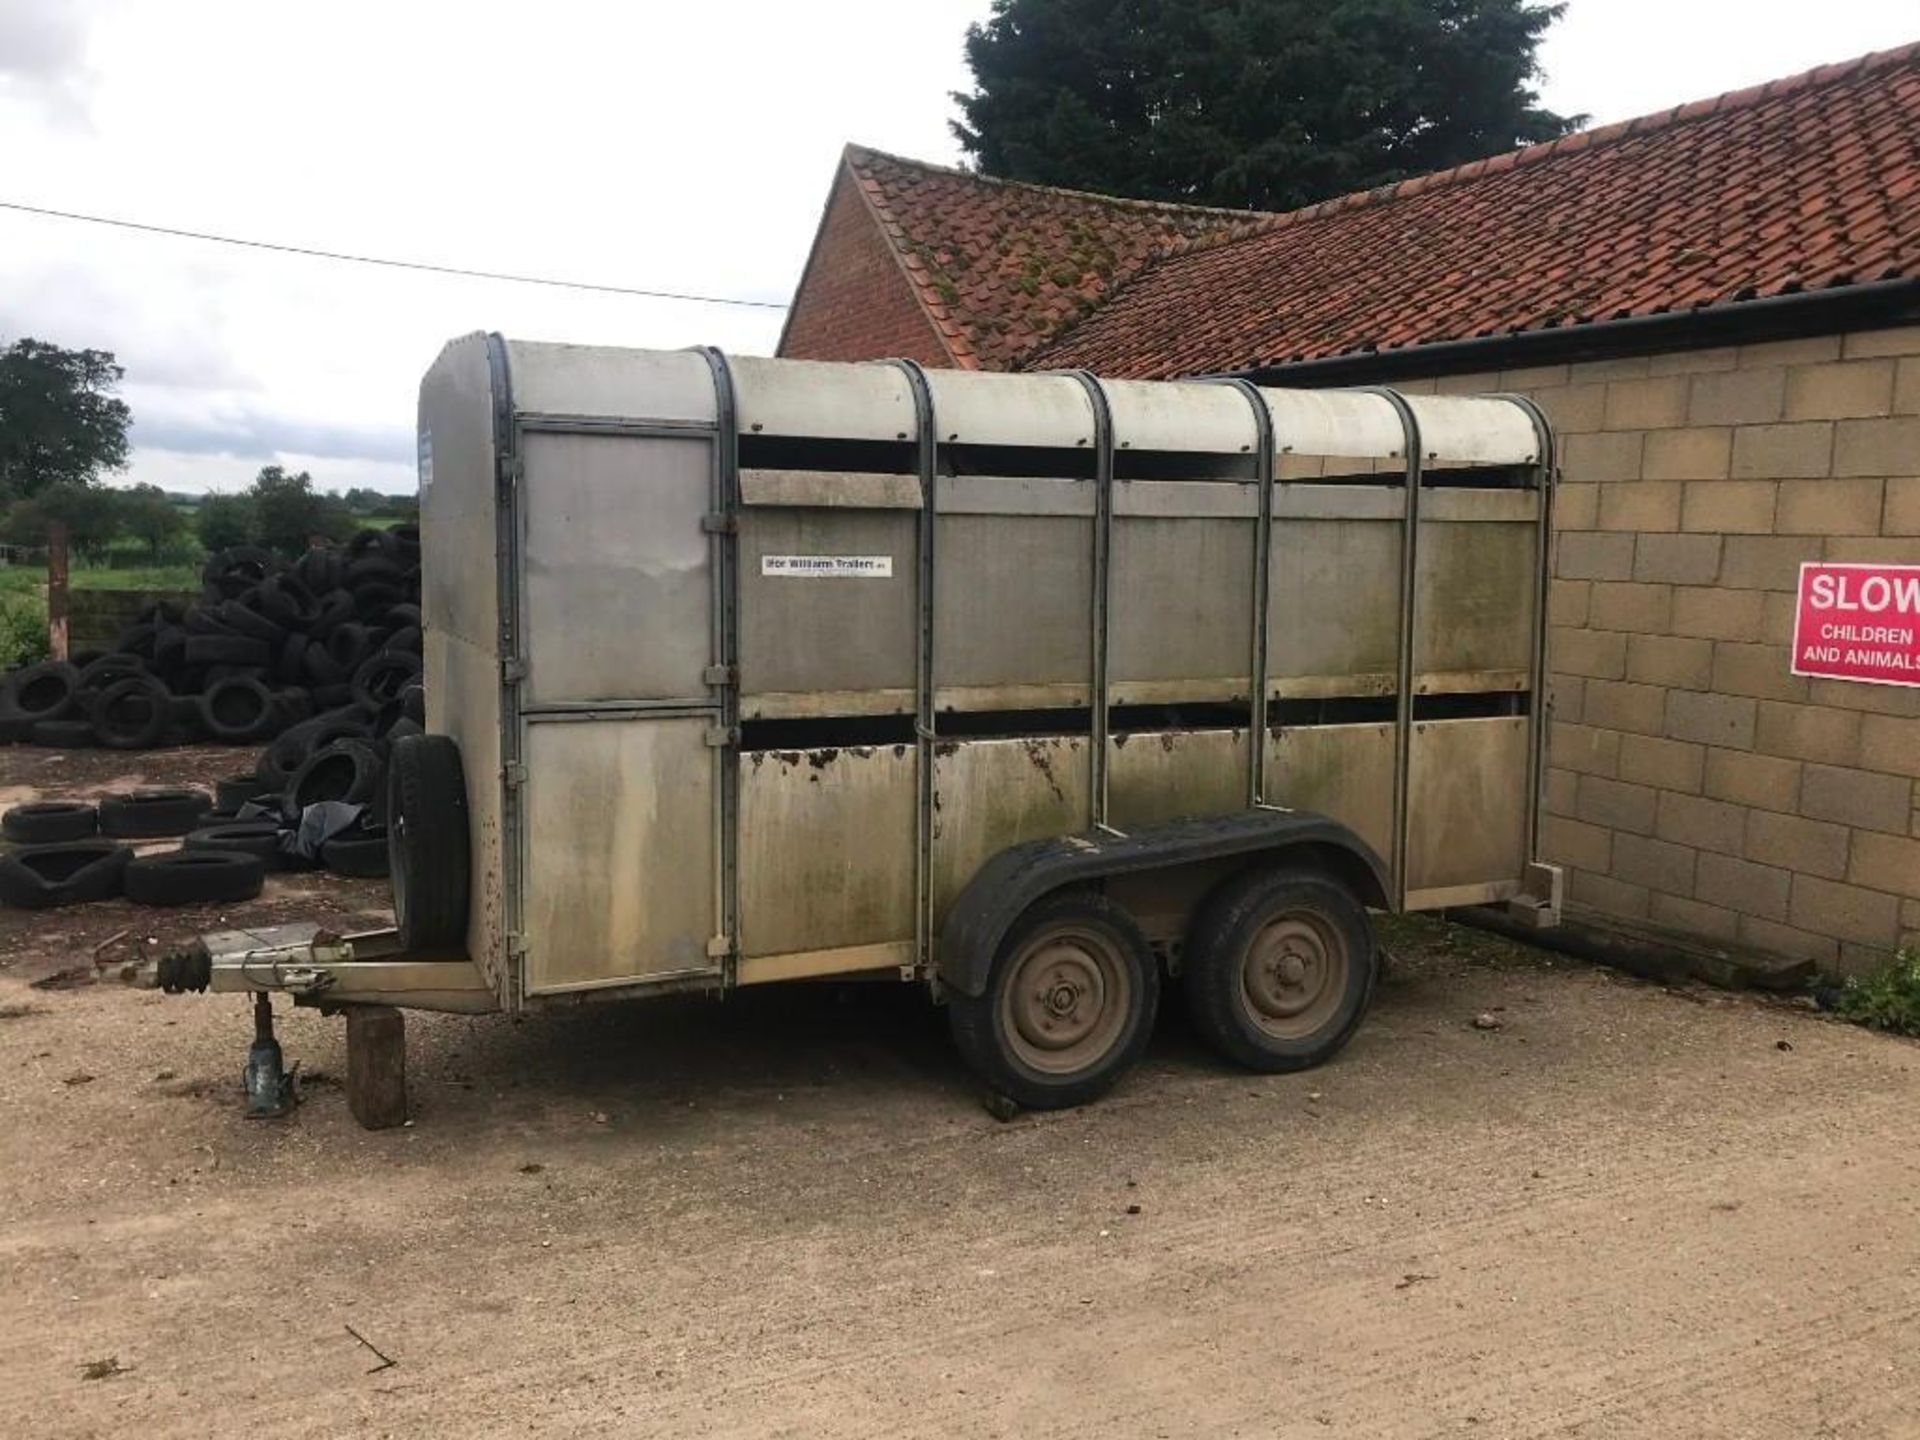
[0,790,268,908]
[0,724,410,909]
[0,526,421,751]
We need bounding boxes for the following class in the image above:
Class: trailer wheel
[949,890,1159,1110]
[1182,868,1377,1073]
[387,734,469,954]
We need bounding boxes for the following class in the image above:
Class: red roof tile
[1034,41,1920,377]
[811,43,1920,380]
[842,145,1272,369]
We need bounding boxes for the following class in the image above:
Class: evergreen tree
[953,0,1577,212]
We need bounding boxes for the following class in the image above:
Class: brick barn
[779,43,1920,977]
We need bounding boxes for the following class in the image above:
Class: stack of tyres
[0,788,270,908]
[0,526,421,754]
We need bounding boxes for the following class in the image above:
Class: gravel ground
[2,746,1917,1438]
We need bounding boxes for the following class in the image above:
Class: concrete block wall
[1398,327,1920,974]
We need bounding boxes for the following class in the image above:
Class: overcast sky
[2,0,1915,495]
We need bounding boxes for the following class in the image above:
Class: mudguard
[938,810,1392,998]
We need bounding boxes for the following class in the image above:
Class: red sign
[1792,562,1920,687]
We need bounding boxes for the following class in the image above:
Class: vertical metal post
[890,360,938,978]
[1066,371,1115,830]
[45,520,69,662]
[482,335,526,1009]
[698,348,743,986]
[1210,379,1275,806]
[1497,393,1557,871]
[1363,387,1424,911]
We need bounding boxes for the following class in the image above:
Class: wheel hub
[1242,912,1348,1037]
[1000,927,1132,1075]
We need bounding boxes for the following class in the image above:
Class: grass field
[0,561,200,669]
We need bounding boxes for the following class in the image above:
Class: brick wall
[1398,328,1920,974]
[779,168,954,368]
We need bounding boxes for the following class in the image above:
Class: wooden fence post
[46,522,70,662]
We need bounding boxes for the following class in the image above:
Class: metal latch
[700,512,737,535]
[503,761,527,787]
[705,724,738,747]
[501,657,527,683]
[705,934,733,960]
[702,664,736,687]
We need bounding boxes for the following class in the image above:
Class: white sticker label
[760,554,893,578]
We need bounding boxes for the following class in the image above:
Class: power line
[0,198,790,310]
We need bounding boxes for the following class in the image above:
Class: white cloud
[0,0,109,129]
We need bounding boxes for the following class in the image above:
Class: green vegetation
[0,338,131,498]
[0,560,201,668]
[0,332,417,667]
[953,0,1576,212]
[1830,949,1920,1037]
[182,467,416,556]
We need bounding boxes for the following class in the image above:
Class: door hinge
[500,456,524,483]
[503,761,527,787]
[700,511,737,535]
[501,656,527,683]
[704,724,738,748]
[702,663,736,687]
[506,933,527,959]
[706,934,733,960]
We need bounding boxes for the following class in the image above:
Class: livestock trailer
[150,336,1561,1117]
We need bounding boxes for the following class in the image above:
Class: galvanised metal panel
[739,744,916,956]
[418,333,502,656]
[731,355,916,442]
[1267,500,1404,697]
[1406,395,1540,466]
[1415,511,1539,692]
[1110,506,1255,703]
[417,334,509,1001]
[1265,723,1397,864]
[519,431,712,705]
[934,512,1094,710]
[428,628,510,996]
[924,369,1096,447]
[1406,717,1530,892]
[931,735,1091,917]
[1261,388,1407,460]
[505,341,717,425]
[521,715,718,993]
[1104,377,1259,457]
[738,506,917,716]
[1108,728,1250,828]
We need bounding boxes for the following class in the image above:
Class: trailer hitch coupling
[157,941,212,994]
[244,991,296,1119]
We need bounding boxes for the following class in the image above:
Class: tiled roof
[843,145,1272,369]
[1034,41,1920,377]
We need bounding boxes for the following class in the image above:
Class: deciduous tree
[0,338,132,500]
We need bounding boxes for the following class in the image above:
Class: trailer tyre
[387,733,469,954]
[948,890,1159,1111]
[1181,868,1377,1073]
[124,850,266,907]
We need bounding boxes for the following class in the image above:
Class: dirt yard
[2,747,1918,1438]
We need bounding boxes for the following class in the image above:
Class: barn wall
[778,167,953,368]
[1393,328,1920,973]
